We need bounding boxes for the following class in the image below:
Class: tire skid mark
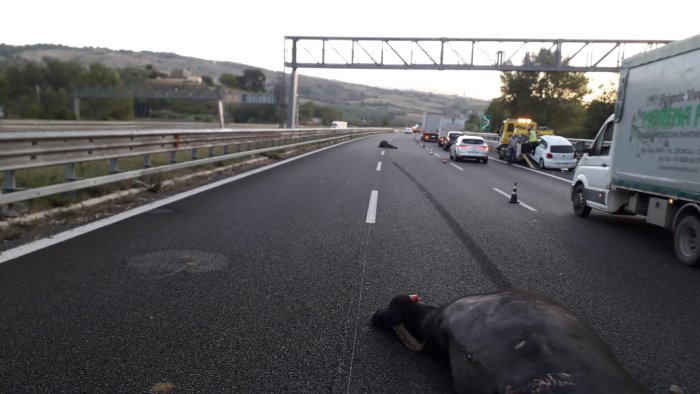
[392,161,513,290]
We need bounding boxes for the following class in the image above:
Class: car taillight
[459,144,469,148]
[546,153,553,159]
[478,145,488,150]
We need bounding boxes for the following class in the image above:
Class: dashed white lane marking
[491,157,571,183]
[450,163,464,171]
[376,162,382,171]
[492,188,538,212]
[381,150,385,156]
[366,190,379,223]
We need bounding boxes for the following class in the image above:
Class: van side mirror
[575,141,586,153]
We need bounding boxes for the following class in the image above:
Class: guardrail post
[208,147,215,157]
[65,163,77,181]
[218,100,225,129]
[169,151,177,164]
[223,145,229,155]
[2,170,16,192]
[191,148,199,160]
[110,158,120,173]
[143,154,152,168]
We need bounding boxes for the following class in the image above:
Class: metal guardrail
[0,127,392,205]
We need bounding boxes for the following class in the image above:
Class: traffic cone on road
[509,182,519,204]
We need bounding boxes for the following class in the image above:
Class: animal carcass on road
[371,291,647,393]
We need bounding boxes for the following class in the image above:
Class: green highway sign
[480,115,492,131]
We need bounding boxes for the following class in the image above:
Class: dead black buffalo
[379,140,398,149]
[371,291,647,393]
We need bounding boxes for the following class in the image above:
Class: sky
[2,0,698,101]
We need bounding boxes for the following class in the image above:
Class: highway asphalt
[1,132,699,393]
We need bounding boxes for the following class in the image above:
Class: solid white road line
[0,137,368,265]
[381,150,385,156]
[366,190,378,224]
[376,162,382,171]
[517,201,537,212]
[450,163,464,171]
[491,157,571,184]
[492,188,538,212]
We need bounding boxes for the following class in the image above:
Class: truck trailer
[330,121,347,129]
[571,34,700,266]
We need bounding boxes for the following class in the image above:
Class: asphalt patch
[126,249,229,276]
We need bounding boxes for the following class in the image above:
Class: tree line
[0,50,617,133]
[484,48,617,139]
[0,58,277,123]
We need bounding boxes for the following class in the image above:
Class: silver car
[450,135,489,163]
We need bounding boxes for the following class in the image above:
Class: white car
[450,135,489,163]
[404,127,412,134]
[532,135,577,170]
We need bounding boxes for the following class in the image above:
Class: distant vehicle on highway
[450,135,489,163]
[422,131,438,143]
[442,131,463,151]
[437,129,449,147]
[404,127,412,134]
[531,135,577,170]
[330,120,347,129]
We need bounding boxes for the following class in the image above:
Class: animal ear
[409,294,421,302]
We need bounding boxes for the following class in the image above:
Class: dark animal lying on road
[379,140,398,149]
[371,291,647,393]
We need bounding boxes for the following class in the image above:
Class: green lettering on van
[642,106,693,129]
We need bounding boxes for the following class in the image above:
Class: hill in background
[0,44,489,126]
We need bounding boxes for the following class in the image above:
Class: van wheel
[572,184,591,217]
[674,215,700,266]
[539,159,545,169]
[498,149,505,160]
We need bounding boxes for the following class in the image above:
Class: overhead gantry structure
[283,36,671,127]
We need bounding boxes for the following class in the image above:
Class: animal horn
[392,324,425,352]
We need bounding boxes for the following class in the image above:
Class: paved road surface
[1,133,699,392]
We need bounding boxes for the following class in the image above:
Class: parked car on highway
[532,135,577,170]
[442,131,463,151]
[450,135,489,163]
[422,131,439,142]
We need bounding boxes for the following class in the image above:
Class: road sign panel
[481,115,492,131]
